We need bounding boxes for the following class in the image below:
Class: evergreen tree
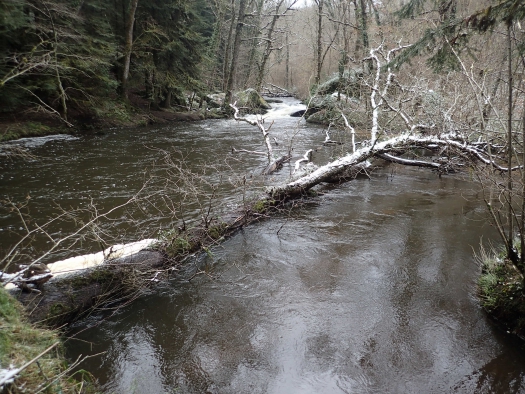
[0,0,214,121]
[392,0,525,71]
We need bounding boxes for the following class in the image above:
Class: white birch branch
[293,149,313,173]
[368,42,412,142]
[377,153,441,169]
[230,102,274,163]
[270,133,521,198]
[341,113,356,153]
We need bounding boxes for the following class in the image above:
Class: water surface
[2,99,525,392]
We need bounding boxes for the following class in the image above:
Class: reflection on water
[67,167,525,393]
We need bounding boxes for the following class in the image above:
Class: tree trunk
[368,0,380,26]
[521,97,525,266]
[316,0,324,85]
[207,0,226,90]
[163,88,172,109]
[222,0,236,92]
[358,0,369,56]
[255,0,285,92]
[145,68,154,101]
[121,0,139,100]
[285,30,290,89]
[507,22,515,262]
[243,0,265,89]
[224,0,248,108]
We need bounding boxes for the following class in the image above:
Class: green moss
[253,199,270,213]
[207,222,228,240]
[307,189,319,197]
[67,268,115,290]
[0,287,95,392]
[0,121,61,142]
[162,236,194,257]
[46,302,72,320]
[478,249,525,336]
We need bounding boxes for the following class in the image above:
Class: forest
[0,0,521,131]
[3,0,525,392]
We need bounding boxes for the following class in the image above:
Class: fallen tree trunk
[9,205,289,326]
[13,251,166,326]
[268,133,519,200]
[9,131,518,327]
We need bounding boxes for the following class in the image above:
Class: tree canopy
[0,0,213,121]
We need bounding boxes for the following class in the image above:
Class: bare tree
[254,0,298,91]
[315,0,324,84]
[224,0,249,107]
[121,0,139,99]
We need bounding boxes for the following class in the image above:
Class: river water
[2,99,525,392]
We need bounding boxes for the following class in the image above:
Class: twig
[0,342,59,387]
[341,112,356,153]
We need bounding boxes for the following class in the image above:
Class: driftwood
[262,154,292,175]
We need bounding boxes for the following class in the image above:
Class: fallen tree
[268,132,518,200]
[5,128,516,325]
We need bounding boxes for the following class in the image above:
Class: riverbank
[478,245,525,339]
[0,92,226,143]
[0,287,96,393]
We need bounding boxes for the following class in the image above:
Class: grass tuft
[477,243,525,337]
[0,287,96,393]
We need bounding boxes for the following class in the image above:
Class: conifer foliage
[392,0,525,71]
[0,0,213,122]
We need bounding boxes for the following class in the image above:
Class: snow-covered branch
[341,113,356,153]
[230,102,274,163]
[294,149,313,173]
[269,133,521,199]
[376,153,441,169]
[367,42,412,142]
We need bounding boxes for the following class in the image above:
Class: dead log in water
[8,130,519,327]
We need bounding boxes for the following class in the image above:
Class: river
[2,99,525,392]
